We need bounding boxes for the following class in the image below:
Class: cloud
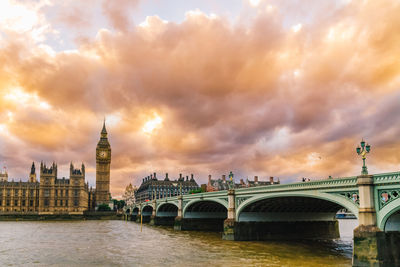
[102,0,140,32]
[1,0,400,196]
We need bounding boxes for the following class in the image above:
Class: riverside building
[135,173,199,202]
[206,175,279,192]
[0,122,112,215]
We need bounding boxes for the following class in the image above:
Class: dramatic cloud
[0,0,399,197]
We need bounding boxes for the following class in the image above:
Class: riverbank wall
[0,211,123,221]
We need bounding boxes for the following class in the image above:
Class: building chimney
[186,176,189,181]
[191,174,194,179]
[150,174,153,179]
[270,176,274,184]
[179,173,182,179]
[208,175,212,182]
[240,179,244,185]
[254,176,258,183]
[154,172,157,179]
[222,175,226,181]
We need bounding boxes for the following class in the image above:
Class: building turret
[40,161,57,185]
[0,166,8,182]
[81,163,85,176]
[70,162,85,186]
[29,162,37,182]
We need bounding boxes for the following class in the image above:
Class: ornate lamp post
[356,139,371,175]
[228,171,234,190]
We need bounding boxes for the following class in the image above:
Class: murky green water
[0,219,357,266]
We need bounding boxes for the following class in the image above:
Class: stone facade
[135,173,199,202]
[0,162,89,214]
[207,175,279,192]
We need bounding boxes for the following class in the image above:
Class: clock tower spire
[96,120,111,206]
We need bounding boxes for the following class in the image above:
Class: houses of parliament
[0,122,112,214]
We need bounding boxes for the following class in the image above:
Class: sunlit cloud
[142,114,163,135]
[249,0,262,7]
[0,0,400,196]
[3,87,51,110]
[291,23,302,33]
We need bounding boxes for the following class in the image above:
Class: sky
[0,0,399,198]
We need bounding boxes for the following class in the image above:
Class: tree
[97,203,111,211]
[112,199,126,210]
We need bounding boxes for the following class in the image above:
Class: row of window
[43,189,80,197]
[0,188,82,197]
[0,198,81,207]
[0,208,36,212]
[0,189,38,197]
[0,199,35,207]
[43,199,79,207]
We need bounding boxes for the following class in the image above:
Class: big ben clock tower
[96,120,111,206]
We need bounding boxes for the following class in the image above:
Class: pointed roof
[30,162,35,175]
[102,118,107,134]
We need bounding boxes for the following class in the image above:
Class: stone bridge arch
[236,191,359,221]
[179,199,228,232]
[156,202,179,214]
[232,191,359,240]
[377,197,400,230]
[183,198,228,217]
[141,202,153,212]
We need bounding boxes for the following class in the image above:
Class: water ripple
[0,220,356,266]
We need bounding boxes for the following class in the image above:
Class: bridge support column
[174,196,183,230]
[136,204,142,223]
[223,189,236,240]
[353,174,384,266]
[150,200,157,225]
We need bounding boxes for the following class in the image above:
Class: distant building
[207,175,279,192]
[123,183,137,205]
[135,173,200,202]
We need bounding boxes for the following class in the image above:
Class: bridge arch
[156,202,179,213]
[236,191,359,221]
[377,198,400,230]
[181,199,228,232]
[183,198,228,217]
[141,203,152,212]
[132,207,139,214]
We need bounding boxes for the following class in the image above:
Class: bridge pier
[149,200,156,225]
[174,196,183,230]
[352,174,387,267]
[135,205,141,223]
[223,189,236,240]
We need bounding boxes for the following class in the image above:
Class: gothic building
[0,122,112,215]
[0,162,89,214]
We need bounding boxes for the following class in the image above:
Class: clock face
[99,151,107,158]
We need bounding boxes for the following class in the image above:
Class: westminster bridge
[128,170,400,266]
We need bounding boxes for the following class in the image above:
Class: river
[0,219,358,266]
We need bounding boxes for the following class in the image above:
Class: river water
[0,219,358,266]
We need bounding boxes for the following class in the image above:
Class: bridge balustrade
[131,171,400,266]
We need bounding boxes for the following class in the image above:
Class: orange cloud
[1,0,400,197]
